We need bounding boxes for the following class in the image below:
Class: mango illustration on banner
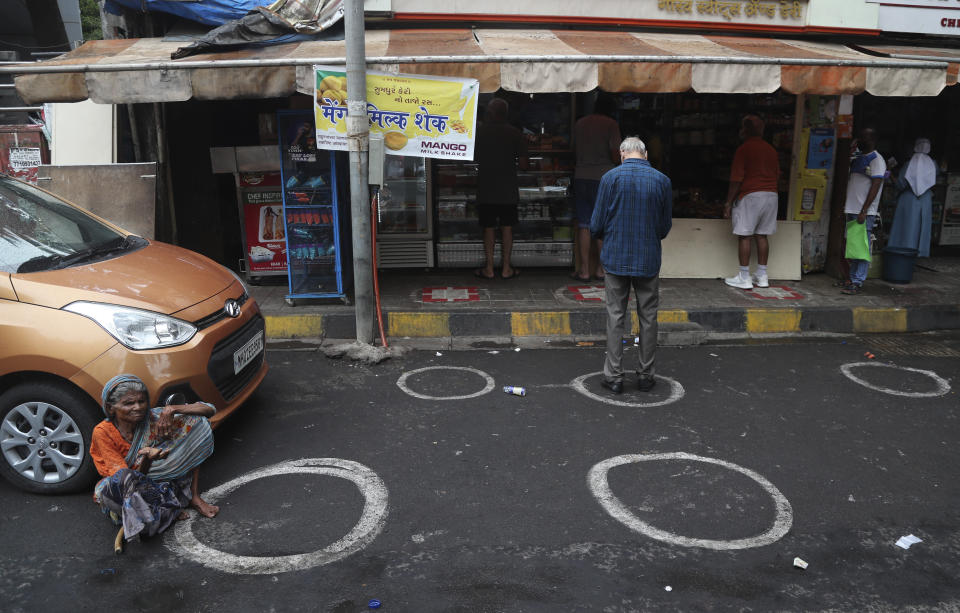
[313,65,479,160]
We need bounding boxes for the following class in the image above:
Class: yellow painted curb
[658,310,690,324]
[626,310,688,333]
[853,307,907,333]
[512,312,571,336]
[745,308,801,333]
[265,315,323,339]
[388,312,451,337]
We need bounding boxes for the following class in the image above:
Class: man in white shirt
[841,128,885,295]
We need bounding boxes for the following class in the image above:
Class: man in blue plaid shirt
[590,137,673,394]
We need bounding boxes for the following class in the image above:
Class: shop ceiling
[4,29,957,104]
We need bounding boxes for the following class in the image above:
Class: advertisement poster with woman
[240,172,287,274]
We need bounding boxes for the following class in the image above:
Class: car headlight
[63,301,197,350]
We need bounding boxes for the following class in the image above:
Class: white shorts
[732,191,778,236]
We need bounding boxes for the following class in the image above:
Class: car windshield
[0,177,132,273]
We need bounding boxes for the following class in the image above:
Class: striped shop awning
[853,43,960,88]
[6,29,950,104]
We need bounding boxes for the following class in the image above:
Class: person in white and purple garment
[590,137,673,395]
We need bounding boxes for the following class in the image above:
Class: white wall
[806,0,879,29]
[50,100,115,165]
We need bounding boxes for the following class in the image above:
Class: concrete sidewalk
[252,257,960,344]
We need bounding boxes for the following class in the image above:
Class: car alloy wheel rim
[1,401,84,483]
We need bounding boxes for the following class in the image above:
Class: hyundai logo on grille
[224,299,241,318]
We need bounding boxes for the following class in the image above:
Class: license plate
[233,331,264,374]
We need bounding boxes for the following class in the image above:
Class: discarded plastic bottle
[368,599,382,609]
[503,386,526,396]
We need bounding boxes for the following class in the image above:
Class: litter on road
[503,386,526,396]
[895,534,923,549]
[793,557,809,569]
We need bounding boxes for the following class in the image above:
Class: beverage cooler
[375,155,434,268]
[277,110,352,305]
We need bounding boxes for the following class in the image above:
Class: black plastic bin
[881,247,918,284]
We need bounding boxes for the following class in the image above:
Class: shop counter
[661,218,801,280]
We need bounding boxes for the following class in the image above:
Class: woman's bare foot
[190,496,219,518]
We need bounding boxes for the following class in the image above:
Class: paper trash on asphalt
[895,534,922,549]
[793,557,808,569]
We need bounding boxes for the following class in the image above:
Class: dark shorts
[478,203,519,228]
[574,179,601,228]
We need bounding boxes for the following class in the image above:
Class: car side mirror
[164,392,186,406]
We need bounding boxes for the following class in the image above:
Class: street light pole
[344,0,374,344]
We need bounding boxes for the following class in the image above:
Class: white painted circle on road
[840,362,951,398]
[168,458,388,575]
[571,372,684,407]
[397,366,495,400]
[588,452,793,550]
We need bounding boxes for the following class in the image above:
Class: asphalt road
[2,332,959,612]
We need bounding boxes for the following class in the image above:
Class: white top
[903,138,936,198]
[844,150,886,216]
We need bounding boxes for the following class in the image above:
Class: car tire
[0,380,101,494]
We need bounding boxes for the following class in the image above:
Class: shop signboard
[313,66,479,160]
[388,0,807,28]
[240,172,288,274]
[867,0,960,35]
[940,173,960,245]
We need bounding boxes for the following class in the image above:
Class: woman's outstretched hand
[137,446,170,461]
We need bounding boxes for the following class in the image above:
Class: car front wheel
[0,381,100,494]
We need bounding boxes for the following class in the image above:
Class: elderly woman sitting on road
[91,374,219,542]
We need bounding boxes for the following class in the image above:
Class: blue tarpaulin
[104,0,265,26]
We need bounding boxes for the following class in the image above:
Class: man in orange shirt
[723,114,780,290]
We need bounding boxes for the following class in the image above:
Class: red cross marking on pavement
[568,285,605,302]
[745,285,805,300]
[421,286,479,303]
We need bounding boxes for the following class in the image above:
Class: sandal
[474,268,495,280]
[569,271,591,282]
[501,269,521,280]
[840,284,862,295]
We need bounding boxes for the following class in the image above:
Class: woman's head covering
[903,138,936,198]
[101,374,148,418]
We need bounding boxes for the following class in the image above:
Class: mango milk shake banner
[314,66,479,160]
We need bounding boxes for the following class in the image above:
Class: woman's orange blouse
[89,420,132,478]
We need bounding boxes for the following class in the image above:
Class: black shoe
[637,375,656,392]
[602,379,623,394]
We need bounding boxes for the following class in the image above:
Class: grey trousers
[603,272,659,383]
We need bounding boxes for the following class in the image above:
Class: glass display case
[376,155,434,267]
[434,154,574,267]
[434,92,575,267]
[277,110,350,304]
[618,91,795,220]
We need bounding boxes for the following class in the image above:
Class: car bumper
[70,296,268,428]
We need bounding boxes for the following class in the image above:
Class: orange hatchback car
[0,175,267,494]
